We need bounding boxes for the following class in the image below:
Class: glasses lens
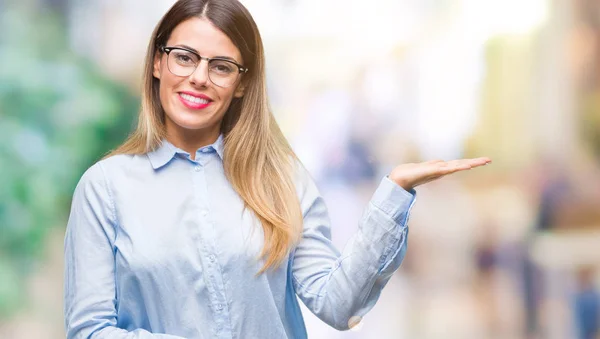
[208,59,239,88]
[167,50,199,77]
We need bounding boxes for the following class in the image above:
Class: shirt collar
[213,133,225,160]
[147,134,225,170]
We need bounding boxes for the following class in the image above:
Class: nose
[188,59,210,87]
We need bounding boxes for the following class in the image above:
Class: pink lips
[178,91,213,110]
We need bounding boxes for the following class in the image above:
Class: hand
[389,157,492,191]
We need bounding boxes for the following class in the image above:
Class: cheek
[158,75,179,105]
[216,87,238,107]
[158,81,171,112]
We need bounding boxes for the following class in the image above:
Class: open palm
[389,157,492,191]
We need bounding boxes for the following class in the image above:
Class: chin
[170,113,219,132]
[175,120,213,131]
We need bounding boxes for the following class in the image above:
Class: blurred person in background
[474,222,501,337]
[524,159,569,338]
[573,267,600,339]
[62,0,491,338]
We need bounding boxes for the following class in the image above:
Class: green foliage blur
[0,4,138,317]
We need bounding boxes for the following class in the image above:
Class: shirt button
[216,303,223,311]
[194,166,201,172]
[201,210,208,217]
[209,254,216,262]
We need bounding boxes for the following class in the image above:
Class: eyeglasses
[159,46,249,88]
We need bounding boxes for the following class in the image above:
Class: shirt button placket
[195,158,229,337]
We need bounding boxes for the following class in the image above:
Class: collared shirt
[64,134,416,339]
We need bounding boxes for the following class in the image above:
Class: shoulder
[292,158,310,188]
[93,152,153,178]
[75,153,142,191]
[291,158,321,203]
[96,153,139,171]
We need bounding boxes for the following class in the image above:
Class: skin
[152,18,492,188]
[153,17,245,160]
[389,157,492,191]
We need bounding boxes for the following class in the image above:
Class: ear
[153,52,162,79]
[233,82,245,98]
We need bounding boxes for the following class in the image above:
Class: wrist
[387,175,413,191]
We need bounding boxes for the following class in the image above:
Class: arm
[291,170,415,331]
[292,156,492,330]
[64,163,186,339]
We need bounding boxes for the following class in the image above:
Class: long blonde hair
[110,0,303,274]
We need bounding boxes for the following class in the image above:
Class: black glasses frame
[159,45,249,74]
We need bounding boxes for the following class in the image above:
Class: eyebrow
[174,44,240,63]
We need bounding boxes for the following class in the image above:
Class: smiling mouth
[178,93,213,109]
[179,93,211,104]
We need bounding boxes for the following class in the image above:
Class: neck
[165,125,220,161]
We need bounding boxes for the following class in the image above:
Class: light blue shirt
[64,134,416,339]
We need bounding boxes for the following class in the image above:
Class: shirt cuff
[370,176,416,225]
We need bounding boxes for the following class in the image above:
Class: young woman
[63,1,491,338]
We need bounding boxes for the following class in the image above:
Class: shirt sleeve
[64,163,186,339]
[291,168,416,331]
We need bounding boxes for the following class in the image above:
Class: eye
[172,51,198,65]
[177,55,191,63]
[210,60,236,75]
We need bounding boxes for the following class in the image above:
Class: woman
[63,0,491,338]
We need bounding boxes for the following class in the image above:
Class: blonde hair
[109,0,303,274]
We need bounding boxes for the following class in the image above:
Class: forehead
[167,17,242,62]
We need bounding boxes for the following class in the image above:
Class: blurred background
[1,0,600,338]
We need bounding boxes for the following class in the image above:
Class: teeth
[180,93,210,104]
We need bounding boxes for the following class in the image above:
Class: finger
[465,158,491,169]
[425,159,445,165]
[439,160,472,171]
[420,163,476,185]
[433,161,477,177]
[421,166,462,184]
[463,157,491,166]
[439,158,491,175]
[445,158,491,169]
[424,164,464,179]
[416,157,492,187]
[439,166,470,176]
[468,157,491,164]
[427,157,488,178]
